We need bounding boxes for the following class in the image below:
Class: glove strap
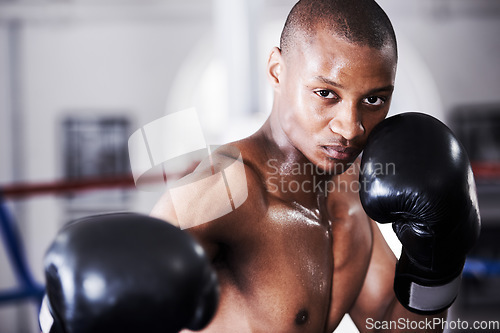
[39,294,65,333]
[394,250,463,315]
[396,274,461,314]
[39,295,54,333]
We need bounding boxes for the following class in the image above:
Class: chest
[212,195,373,332]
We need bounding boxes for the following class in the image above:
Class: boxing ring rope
[471,162,500,180]
[0,163,499,307]
[0,173,158,308]
[1,174,137,200]
[0,163,498,199]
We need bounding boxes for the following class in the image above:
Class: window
[62,115,132,217]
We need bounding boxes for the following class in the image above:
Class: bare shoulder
[327,158,365,216]
[151,140,269,238]
[327,158,373,273]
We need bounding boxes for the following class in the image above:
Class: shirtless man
[149,0,480,332]
[37,1,479,332]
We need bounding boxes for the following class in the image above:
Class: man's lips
[321,145,361,161]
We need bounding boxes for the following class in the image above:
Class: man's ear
[267,47,283,90]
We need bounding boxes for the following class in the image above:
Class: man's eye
[315,90,336,99]
[363,96,385,106]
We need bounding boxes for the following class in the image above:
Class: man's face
[273,28,397,174]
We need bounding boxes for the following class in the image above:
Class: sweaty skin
[152,29,445,333]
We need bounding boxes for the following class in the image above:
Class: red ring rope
[0,162,498,200]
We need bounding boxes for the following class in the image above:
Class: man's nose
[328,102,365,141]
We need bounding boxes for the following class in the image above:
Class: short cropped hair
[280,0,397,59]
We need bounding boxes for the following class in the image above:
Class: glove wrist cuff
[39,295,54,333]
[39,294,64,333]
[394,272,461,315]
[394,250,463,315]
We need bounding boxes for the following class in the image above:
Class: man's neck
[255,110,334,205]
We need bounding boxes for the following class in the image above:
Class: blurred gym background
[0,0,499,332]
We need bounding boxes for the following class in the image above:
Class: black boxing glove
[38,213,219,333]
[359,112,481,314]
